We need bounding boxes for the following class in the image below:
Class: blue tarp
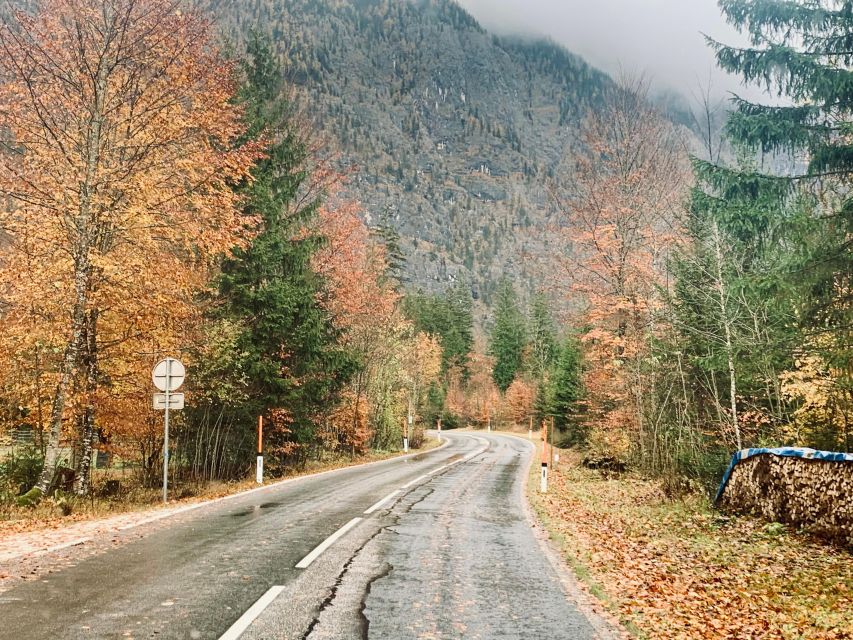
[714,447,853,504]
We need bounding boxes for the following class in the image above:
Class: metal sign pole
[163,362,171,504]
[152,357,185,505]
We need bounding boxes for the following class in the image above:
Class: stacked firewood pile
[719,453,853,546]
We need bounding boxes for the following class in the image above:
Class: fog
[458,0,768,103]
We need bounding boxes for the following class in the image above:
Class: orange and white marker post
[540,419,549,493]
[437,418,442,442]
[256,416,264,485]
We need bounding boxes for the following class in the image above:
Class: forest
[0,0,850,517]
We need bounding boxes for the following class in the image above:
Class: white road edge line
[295,517,363,569]
[427,464,449,475]
[218,585,284,640]
[364,490,399,515]
[112,438,451,533]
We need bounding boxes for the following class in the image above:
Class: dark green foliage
[488,279,526,392]
[631,0,853,489]
[187,33,355,474]
[548,339,586,444]
[708,0,852,338]
[527,292,558,380]
[405,280,474,375]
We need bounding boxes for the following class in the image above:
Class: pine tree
[527,292,558,380]
[706,0,852,382]
[549,338,585,443]
[209,33,355,448]
[488,279,526,392]
[404,280,473,375]
[444,279,475,375]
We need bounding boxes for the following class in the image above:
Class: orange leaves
[536,459,853,640]
[505,378,534,427]
[551,79,690,452]
[314,197,399,337]
[0,1,256,444]
[322,391,372,456]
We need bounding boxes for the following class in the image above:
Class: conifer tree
[696,0,853,450]
[706,0,852,376]
[208,33,355,449]
[528,292,558,380]
[488,279,527,392]
[549,339,584,442]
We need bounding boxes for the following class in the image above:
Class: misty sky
[458,0,766,102]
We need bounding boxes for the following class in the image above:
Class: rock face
[213,0,614,301]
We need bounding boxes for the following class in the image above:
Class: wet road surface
[0,433,609,639]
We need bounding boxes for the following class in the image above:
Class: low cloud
[458,0,766,103]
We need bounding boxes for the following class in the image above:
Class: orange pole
[258,416,263,455]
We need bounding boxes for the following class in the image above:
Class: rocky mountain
[213,0,616,302]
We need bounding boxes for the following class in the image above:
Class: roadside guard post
[152,357,186,504]
[540,419,549,493]
[437,418,442,442]
[256,416,264,484]
[404,415,411,452]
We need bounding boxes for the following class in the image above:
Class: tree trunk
[36,263,89,493]
[74,310,98,495]
[37,54,107,493]
[712,221,742,450]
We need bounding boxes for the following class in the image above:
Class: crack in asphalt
[358,561,393,639]
[301,483,439,640]
[300,525,384,640]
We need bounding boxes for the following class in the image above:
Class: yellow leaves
[0,0,256,442]
[779,343,851,448]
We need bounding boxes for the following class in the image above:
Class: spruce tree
[549,339,584,442]
[210,33,355,446]
[405,280,473,375]
[706,0,852,375]
[488,279,526,392]
[444,279,475,375]
[528,292,558,380]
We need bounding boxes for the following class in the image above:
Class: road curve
[0,432,606,639]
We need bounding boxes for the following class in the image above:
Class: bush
[0,448,44,496]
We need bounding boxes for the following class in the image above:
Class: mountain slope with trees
[211,0,613,301]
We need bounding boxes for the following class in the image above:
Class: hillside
[213,0,614,302]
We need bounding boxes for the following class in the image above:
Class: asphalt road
[0,432,609,639]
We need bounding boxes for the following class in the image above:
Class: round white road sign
[152,358,186,392]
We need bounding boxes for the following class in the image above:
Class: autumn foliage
[553,78,689,457]
[0,0,258,492]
